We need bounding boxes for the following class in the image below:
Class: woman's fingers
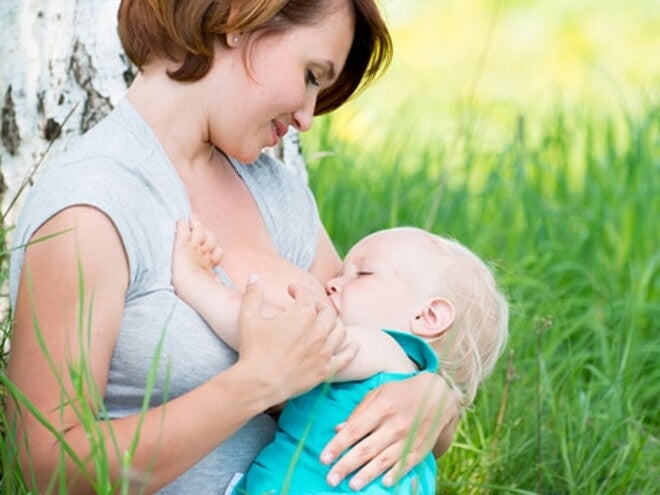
[329,424,432,489]
[328,440,422,490]
[381,445,428,488]
[238,280,351,404]
[326,337,358,377]
[239,275,264,324]
[291,286,353,376]
[287,283,321,309]
[321,373,455,487]
[322,404,412,488]
[321,389,383,463]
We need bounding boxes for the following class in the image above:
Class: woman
[8,1,460,493]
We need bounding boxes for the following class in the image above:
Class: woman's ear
[411,298,455,339]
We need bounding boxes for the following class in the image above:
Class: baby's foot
[172,217,223,294]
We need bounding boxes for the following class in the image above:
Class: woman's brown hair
[117,0,392,114]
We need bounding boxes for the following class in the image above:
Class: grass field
[1,0,658,493]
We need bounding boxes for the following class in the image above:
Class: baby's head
[325,227,508,406]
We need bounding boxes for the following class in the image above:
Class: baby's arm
[172,218,242,349]
[332,326,417,381]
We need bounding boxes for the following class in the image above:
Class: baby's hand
[172,217,223,297]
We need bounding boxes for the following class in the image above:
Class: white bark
[0,0,129,225]
[0,0,306,229]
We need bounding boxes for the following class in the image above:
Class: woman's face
[207,2,355,163]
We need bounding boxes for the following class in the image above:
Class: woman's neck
[126,66,213,172]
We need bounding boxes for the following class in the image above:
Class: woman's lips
[273,120,289,138]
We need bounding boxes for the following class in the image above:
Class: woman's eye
[306,70,320,87]
[356,271,372,277]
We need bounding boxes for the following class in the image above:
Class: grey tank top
[9,98,321,494]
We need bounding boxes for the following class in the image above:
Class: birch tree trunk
[0,0,306,231]
[1,0,127,227]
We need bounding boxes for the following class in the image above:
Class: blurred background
[330,0,658,147]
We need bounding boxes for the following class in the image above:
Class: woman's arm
[8,206,354,494]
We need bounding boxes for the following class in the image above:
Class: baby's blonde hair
[400,228,509,408]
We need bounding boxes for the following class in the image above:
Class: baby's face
[325,228,440,330]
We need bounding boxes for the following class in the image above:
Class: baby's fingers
[210,245,223,265]
[189,216,208,246]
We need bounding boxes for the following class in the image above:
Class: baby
[171,218,509,494]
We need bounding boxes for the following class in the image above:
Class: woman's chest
[186,169,320,299]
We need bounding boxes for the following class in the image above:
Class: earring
[230,34,240,46]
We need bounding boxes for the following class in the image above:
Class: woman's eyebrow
[325,61,336,80]
[315,60,336,81]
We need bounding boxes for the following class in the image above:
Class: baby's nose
[325,279,339,296]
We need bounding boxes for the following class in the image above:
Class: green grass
[300,99,659,493]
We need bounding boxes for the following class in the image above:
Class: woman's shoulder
[48,98,162,174]
[10,100,188,300]
[24,97,182,209]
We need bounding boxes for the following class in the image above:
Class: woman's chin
[234,149,264,165]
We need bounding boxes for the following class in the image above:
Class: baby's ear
[411,298,455,339]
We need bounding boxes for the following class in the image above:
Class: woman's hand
[320,372,460,490]
[237,279,357,407]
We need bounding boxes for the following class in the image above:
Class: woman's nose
[292,93,317,132]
